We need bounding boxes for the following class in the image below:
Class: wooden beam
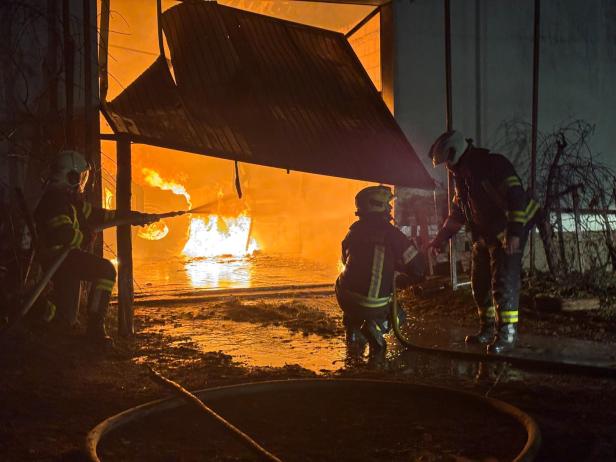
[99,133,119,141]
[345,6,379,39]
[116,136,134,336]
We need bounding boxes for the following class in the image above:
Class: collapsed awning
[104,2,434,189]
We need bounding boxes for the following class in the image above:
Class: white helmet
[429,130,469,168]
[49,150,90,192]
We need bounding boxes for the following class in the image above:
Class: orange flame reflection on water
[137,221,170,241]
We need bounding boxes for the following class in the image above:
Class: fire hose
[390,272,616,379]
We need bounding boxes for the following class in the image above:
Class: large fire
[183,214,258,258]
[140,167,258,257]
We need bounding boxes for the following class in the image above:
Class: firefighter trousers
[46,249,116,326]
[471,229,530,326]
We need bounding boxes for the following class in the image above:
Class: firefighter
[34,150,158,345]
[427,131,540,354]
[336,186,426,356]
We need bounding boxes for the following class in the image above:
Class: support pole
[444,0,458,289]
[116,136,134,336]
[529,0,541,274]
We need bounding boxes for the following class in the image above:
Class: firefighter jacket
[338,215,420,308]
[35,188,118,255]
[434,147,540,246]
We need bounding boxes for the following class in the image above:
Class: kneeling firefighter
[427,131,541,354]
[35,150,159,345]
[336,186,426,355]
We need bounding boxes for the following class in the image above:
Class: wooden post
[116,136,134,336]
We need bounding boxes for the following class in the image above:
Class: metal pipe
[474,0,482,146]
[529,0,541,274]
[443,0,458,289]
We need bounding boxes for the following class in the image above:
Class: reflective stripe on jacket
[338,215,417,308]
[447,148,540,241]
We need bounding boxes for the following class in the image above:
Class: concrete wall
[393,0,616,187]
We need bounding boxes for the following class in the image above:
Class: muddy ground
[2,280,616,461]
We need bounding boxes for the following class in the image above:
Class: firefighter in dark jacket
[35,150,158,345]
[336,186,426,356]
[427,131,540,354]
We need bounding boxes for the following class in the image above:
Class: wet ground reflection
[132,254,339,296]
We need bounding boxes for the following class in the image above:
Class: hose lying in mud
[85,379,541,462]
[390,272,616,379]
[148,367,283,462]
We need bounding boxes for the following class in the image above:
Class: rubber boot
[465,320,495,345]
[361,319,386,353]
[345,328,367,357]
[86,289,113,347]
[487,323,517,354]
[465,306,495,345]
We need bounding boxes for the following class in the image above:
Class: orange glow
[137,221,170,241]
[104,187,114,209]
[100,2,379,286]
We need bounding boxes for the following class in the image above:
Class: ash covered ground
[2,281,616,461]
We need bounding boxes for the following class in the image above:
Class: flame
[142,167,192,208]
[140,167,258,256]
[137,221,170,241]
[183,214,258,258]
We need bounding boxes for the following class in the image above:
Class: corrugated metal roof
[105,2,433,189]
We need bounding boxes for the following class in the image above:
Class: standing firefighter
[336,186,426,356]
[427,131,540,353]
[35,150,158,346]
